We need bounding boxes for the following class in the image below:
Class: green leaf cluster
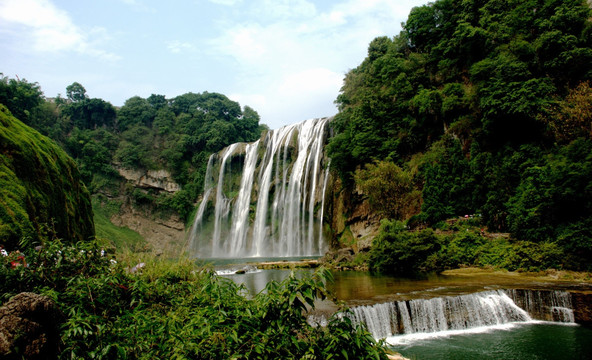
[369,219,569,275]
[330,0,592,176]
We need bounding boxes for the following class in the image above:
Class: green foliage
[546,81,592,142]
[443,231,486,267]
[63,97,116,130]
[329,0,592,177]
[92,196,146,252]
[0,73,43,122]
[368,219,573,274]
[66,82,88,103]
[1,74,265,232]
[0,241,388,359]
[354,161,421,220]
[369,220,443,275]
[419,136,473,224]
[0,105,94,250]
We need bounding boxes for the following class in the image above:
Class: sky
[0,0,427,129]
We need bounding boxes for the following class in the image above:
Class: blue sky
[0,0,426,129]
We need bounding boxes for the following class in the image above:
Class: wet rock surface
[571,292,592,324]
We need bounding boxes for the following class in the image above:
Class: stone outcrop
[116,167,181,193]
[0,292,64,360]
[110,202,185,256]
[571,291,592,324]
[325,177,381,253]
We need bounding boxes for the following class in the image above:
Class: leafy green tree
[146,93,167,109]
[117,96,156,131]
[354,161,421,220]
[66,82,87,102]
[0,73,44,122]
[63,97,116,130]
[369,220,443,275]
[420,136,473,223]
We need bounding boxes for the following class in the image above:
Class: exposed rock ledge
[110,202,186,256]
[117,167,181,193]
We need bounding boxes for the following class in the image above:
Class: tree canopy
[330,0,592,271]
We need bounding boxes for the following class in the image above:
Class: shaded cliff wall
[324,176,381,253]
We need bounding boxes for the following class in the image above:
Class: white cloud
[208,0,243,5]
[254,0,317,19]
[277,68,342,96]
[230,68,342,129]
[167,40,196,54]
[207,0,425,128]
[228,93,267,113]
[0,0,118,60]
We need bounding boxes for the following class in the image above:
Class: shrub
[369,220,443,275]
[1,241,388,359]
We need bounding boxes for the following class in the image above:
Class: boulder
[0,292,64,360]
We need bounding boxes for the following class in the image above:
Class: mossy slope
[0,104,94,248]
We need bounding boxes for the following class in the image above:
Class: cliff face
[325,176,381,253]
[0,105,94,249]
[116,167,181,193]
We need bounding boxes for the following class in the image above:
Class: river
[211,261,592,359]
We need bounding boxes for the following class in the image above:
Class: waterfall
[506,289,575,323]
[347,289,575,340]
[188,117,331,258]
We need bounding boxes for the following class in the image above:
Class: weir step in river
[347,289,575,340]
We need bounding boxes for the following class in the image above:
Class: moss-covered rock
[0,105,94,249]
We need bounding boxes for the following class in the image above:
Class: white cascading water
[225,140,260,256]
[188,117,330,258]
[506,289,575,323]
[348,289,575,340]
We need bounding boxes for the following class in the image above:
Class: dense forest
[2,0,592,273]
[328,0,592,272]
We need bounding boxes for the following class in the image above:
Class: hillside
[0,75,266,253]
[0,104,94,249]
[327,0,592,272]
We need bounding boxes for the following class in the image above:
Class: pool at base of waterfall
[394,322,592,360]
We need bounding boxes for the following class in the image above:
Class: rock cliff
[325,176,382,253]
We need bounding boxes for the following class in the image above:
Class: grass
[92,196,146,252]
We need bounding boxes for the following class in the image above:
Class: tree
[147,94,167,109]
[354,161,421,220]
[117,96,156,131]
[0,74,44,122]
[66,82,87,103]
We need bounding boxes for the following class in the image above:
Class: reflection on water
[213,266,591,307]
[330,270,589,306]
[225,269,311,296]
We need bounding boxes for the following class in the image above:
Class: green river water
[210,260,592,359]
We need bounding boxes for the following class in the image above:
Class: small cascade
[506,289,575,323]
[347,289,575,340]
[188,117,331,258]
